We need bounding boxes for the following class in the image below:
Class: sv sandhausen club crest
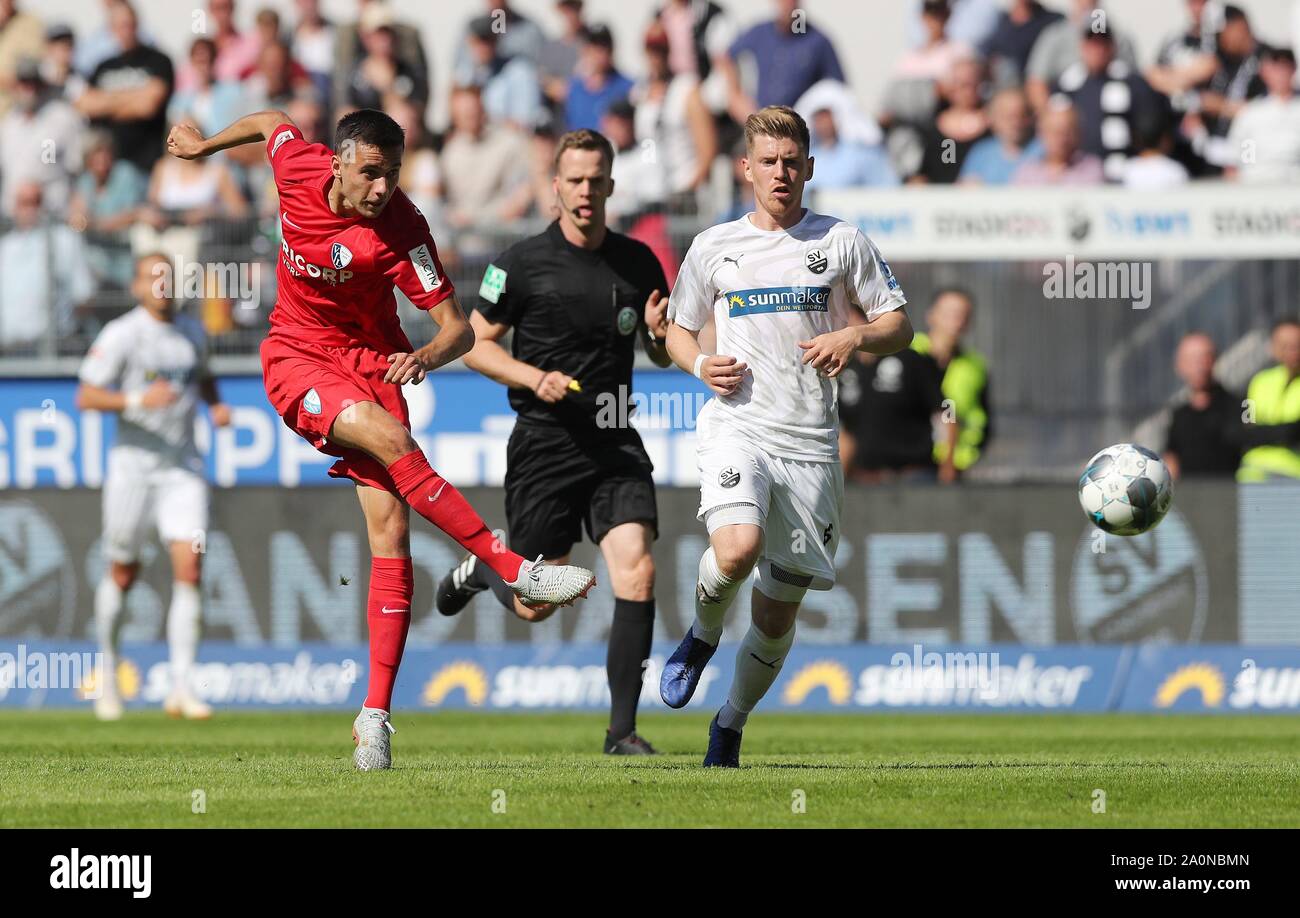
[805,249,828,274]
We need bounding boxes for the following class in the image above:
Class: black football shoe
[604,731,660,755]
[435,554,487,616]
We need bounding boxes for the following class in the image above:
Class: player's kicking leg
[351,484,412,771]
[329,402,597,608]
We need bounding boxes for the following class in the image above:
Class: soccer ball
[1077,443,1174,536]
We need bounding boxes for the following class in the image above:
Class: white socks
[718,622,796,732]
[167,582,202,697]
[692,546,746,646]
[94,578,125,691]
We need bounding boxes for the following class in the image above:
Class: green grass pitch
[2,711,1299,828]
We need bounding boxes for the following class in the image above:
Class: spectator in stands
[657,0,733,80]
[633,24,717,206]
[1025,0,1137,113]
[387,97,445,239]
[980,0,1063,90]
[333,1,428,119]
[838,345,957,484]
[1163,330,1300,479]
[454,0,546,86]
[291,0,336,106]
[906,0,1000,52]
[1225,47,1300,184]
[959,87,1042,185]
[716,135,753,223]
[809,106,898,189]
[345,19,425,112]
[1121,112,1190,189]
[1147,0,1220,113]
[41,24,86,101]
[1238,319,1300,482]
[913,56,989,184]
[1051,25,1170,182]
[895,1,974,83]
[604,99,665,224]
[539,0,586,116]
[462,14,545,130]
[1188,3,1265,172]
[440,86,533,239]
[68,130,148,288]
[0,181,96,350]
[75,0,158,81]
[0,0,43,117]
[0,58,84,217]
[132,117,248,267]
[721,0,844,123]
[191,0,262,88]
[566,24,632,132]
[167,38,244,139]
[1011,103,1103,185]
[912,288,990,480]
[75,1,173,178]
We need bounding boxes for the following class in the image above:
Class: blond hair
[744,105,810,157]
[552,128,614,173]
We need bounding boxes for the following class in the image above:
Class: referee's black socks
[608,598,655,739]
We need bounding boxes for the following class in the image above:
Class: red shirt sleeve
[265,122,319,181]
[378,191,455,311]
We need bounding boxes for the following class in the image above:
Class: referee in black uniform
[435,129,672,755]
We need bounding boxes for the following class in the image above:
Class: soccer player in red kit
[166,109,596,770]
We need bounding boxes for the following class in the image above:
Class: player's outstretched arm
[167,110,294,160]
[76,380,177,414]
[385,292,476,385]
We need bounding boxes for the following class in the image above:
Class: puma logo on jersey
[722,254,744,268]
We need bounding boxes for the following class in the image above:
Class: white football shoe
[508,556,596,608]
[164,690,212,720]
[93,685,123,721]
[353,707,396,771]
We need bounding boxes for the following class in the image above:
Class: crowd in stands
[1,0,1298,354]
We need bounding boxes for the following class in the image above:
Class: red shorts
[260,333,408,493]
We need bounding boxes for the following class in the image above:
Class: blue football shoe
[659,627,718,709]
[703,713,742,768]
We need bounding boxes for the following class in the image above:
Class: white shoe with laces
[508,555,596,608]
[353,707,396,771]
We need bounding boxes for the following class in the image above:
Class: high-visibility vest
[1238,365,1300,481]
[912,332,988,471]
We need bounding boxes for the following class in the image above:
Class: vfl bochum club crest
[805,249,828,274]
[331,242,353,270]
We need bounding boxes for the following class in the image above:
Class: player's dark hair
[553,128,614,173]
[334,109,405,157]
[932,286,976,308]
[1272,317,1300,335]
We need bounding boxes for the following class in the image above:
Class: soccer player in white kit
[76,253,232,721]
[659,107,914,766]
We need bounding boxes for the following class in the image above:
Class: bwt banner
[5,641,1299,713]
[0,371,712,489]
[814,185,1300,260]
[5,484,1300,646]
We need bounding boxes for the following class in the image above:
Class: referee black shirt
[475,220,668,433]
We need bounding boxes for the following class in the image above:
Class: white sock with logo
[167,582,202,697]
[692,546,745,646]
[94,578,125,693]
[719,622,796,731]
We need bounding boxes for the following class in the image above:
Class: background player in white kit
[76,253,231,721]
[660,106,914,766]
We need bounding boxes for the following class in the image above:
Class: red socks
[386,451,525,582]
[364,557,413,712]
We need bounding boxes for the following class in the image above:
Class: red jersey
[264,123,455,353]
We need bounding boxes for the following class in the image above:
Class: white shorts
[696,439,843,595]
[102,446,209,564]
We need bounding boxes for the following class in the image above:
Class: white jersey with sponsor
[668,209,906,461]
[79,305,209,467]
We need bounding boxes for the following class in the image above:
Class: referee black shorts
[504,423,658,560]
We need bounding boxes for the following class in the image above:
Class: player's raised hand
[385,352,427,385]
[534,370,574,403]
[700,355,747,396]
[798,329,856,378]
[140,378,178,409]
[644,289,667,338]
[166,123,207,160]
